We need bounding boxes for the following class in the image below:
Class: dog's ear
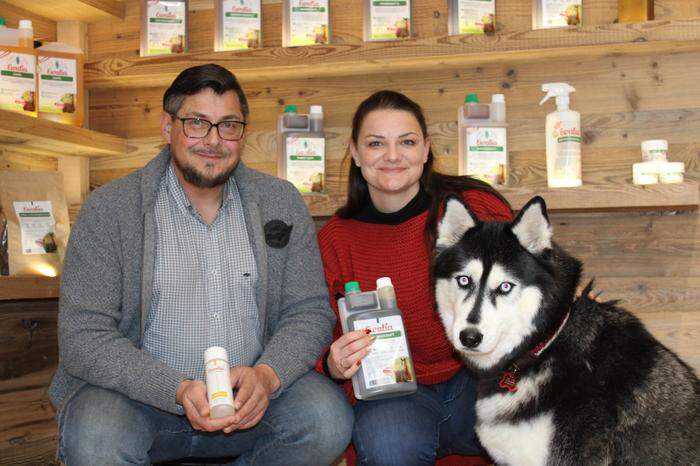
[436,196,479,251]
[511,196,552,255]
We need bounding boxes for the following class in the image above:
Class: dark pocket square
[264,220,293,248]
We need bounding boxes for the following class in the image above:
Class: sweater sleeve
[463,189,513,222]
[58,190,190,414]
[314,221,356,401]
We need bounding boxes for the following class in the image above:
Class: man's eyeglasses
[171,115,247,141]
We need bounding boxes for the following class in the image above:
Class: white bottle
[18,20,33,48]
[540,83,582,188]
[204,346,236,419]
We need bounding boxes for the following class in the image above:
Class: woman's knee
[353,397,440,466]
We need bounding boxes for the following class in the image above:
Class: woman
[317,90,512,465]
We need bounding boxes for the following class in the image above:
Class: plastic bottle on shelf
[0,19,37,116]
[37,42,85,126]
[539,83,582,188]
[277,104,326,194]
[457,93,509,186]
[0,17,19,46]
[18,20,33,48]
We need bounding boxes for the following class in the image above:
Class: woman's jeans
[353,367,483,466]
[57,371,353,466]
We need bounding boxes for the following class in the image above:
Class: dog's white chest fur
[475,370,554,466]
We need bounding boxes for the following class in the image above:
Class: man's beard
[172,148,238,188]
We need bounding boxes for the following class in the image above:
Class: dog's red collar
[498,311,570,393]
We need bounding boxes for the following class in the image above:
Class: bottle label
[146,0,186,56]
[0,51,36,114]
[288,0,329,46]
[465,126,507,186]
[219,0,261,50]
[286,136,325,193]
[38,56,77,115]
[352,315,414,389]
[205,358,234,409]
[456,0,495,34]
[552,121,581,180]
[541,0,581,28]
[369,1,411,40]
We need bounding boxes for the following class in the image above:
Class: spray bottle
[539,83,582,188]
[338,278,417,400]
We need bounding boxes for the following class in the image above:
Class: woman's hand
[327,329,375,380]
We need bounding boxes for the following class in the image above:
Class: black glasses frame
[171,115,247,141]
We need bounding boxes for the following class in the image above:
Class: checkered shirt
[142,163,262,380]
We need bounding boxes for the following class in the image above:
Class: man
[50,64,353,465]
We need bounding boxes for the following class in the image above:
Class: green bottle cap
[283,104,298,113]
[465,93,479,103]
[344,281,361,294]
[0,17,5,27]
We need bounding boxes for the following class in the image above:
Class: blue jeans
[353,368,483,466]
[58,371,353,466]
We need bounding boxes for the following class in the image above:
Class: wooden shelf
[1,0,125,23]
[304,181,700,217]
[0,109,128,158]
[85,18,700,90]
[0,276,60,301]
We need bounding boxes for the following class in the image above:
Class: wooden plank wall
[0,0,698,464]
[86,0,700,369]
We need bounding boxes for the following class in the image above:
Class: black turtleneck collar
[353,187,431,225]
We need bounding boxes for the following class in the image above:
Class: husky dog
[433,196,699,466]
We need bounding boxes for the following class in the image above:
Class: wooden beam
[76,0,125,20]
[56,21,91,205]
[85,18,700,89]
[0,276,60,300]
[0,109,127,158]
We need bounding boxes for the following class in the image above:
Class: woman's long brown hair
[336,90,511,248]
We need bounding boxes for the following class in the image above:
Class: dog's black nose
[459,329,483,349]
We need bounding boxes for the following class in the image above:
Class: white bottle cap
[204,346,229,363]
[376,277,393,289]
[491,94,505,103]
[310,105,323,115]
[19,20,32,29]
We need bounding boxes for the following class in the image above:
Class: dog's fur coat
[433,196,699,465]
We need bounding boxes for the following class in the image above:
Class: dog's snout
[459,329,483,348]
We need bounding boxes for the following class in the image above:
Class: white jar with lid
[632,161,660,185]
[659,162,684,184]
[641,140,668,162]
[204,346,236,418]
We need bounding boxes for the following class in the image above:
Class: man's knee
[274,372,354,459]
[59,386,155,466]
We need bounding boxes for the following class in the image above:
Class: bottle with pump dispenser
[338,278,417,400]
[540,83,582,188]
[457,93,509,186]
[0,18,37,117]
[277,105,326,193]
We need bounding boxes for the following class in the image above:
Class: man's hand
[223,364,280,433]
[176,379,237,432]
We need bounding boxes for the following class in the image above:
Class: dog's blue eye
[498,282,514,294]
[456,275,471,288]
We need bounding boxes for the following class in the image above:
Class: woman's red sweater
[316,189,512,400]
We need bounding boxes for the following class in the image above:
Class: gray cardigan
[49,148,334,415]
